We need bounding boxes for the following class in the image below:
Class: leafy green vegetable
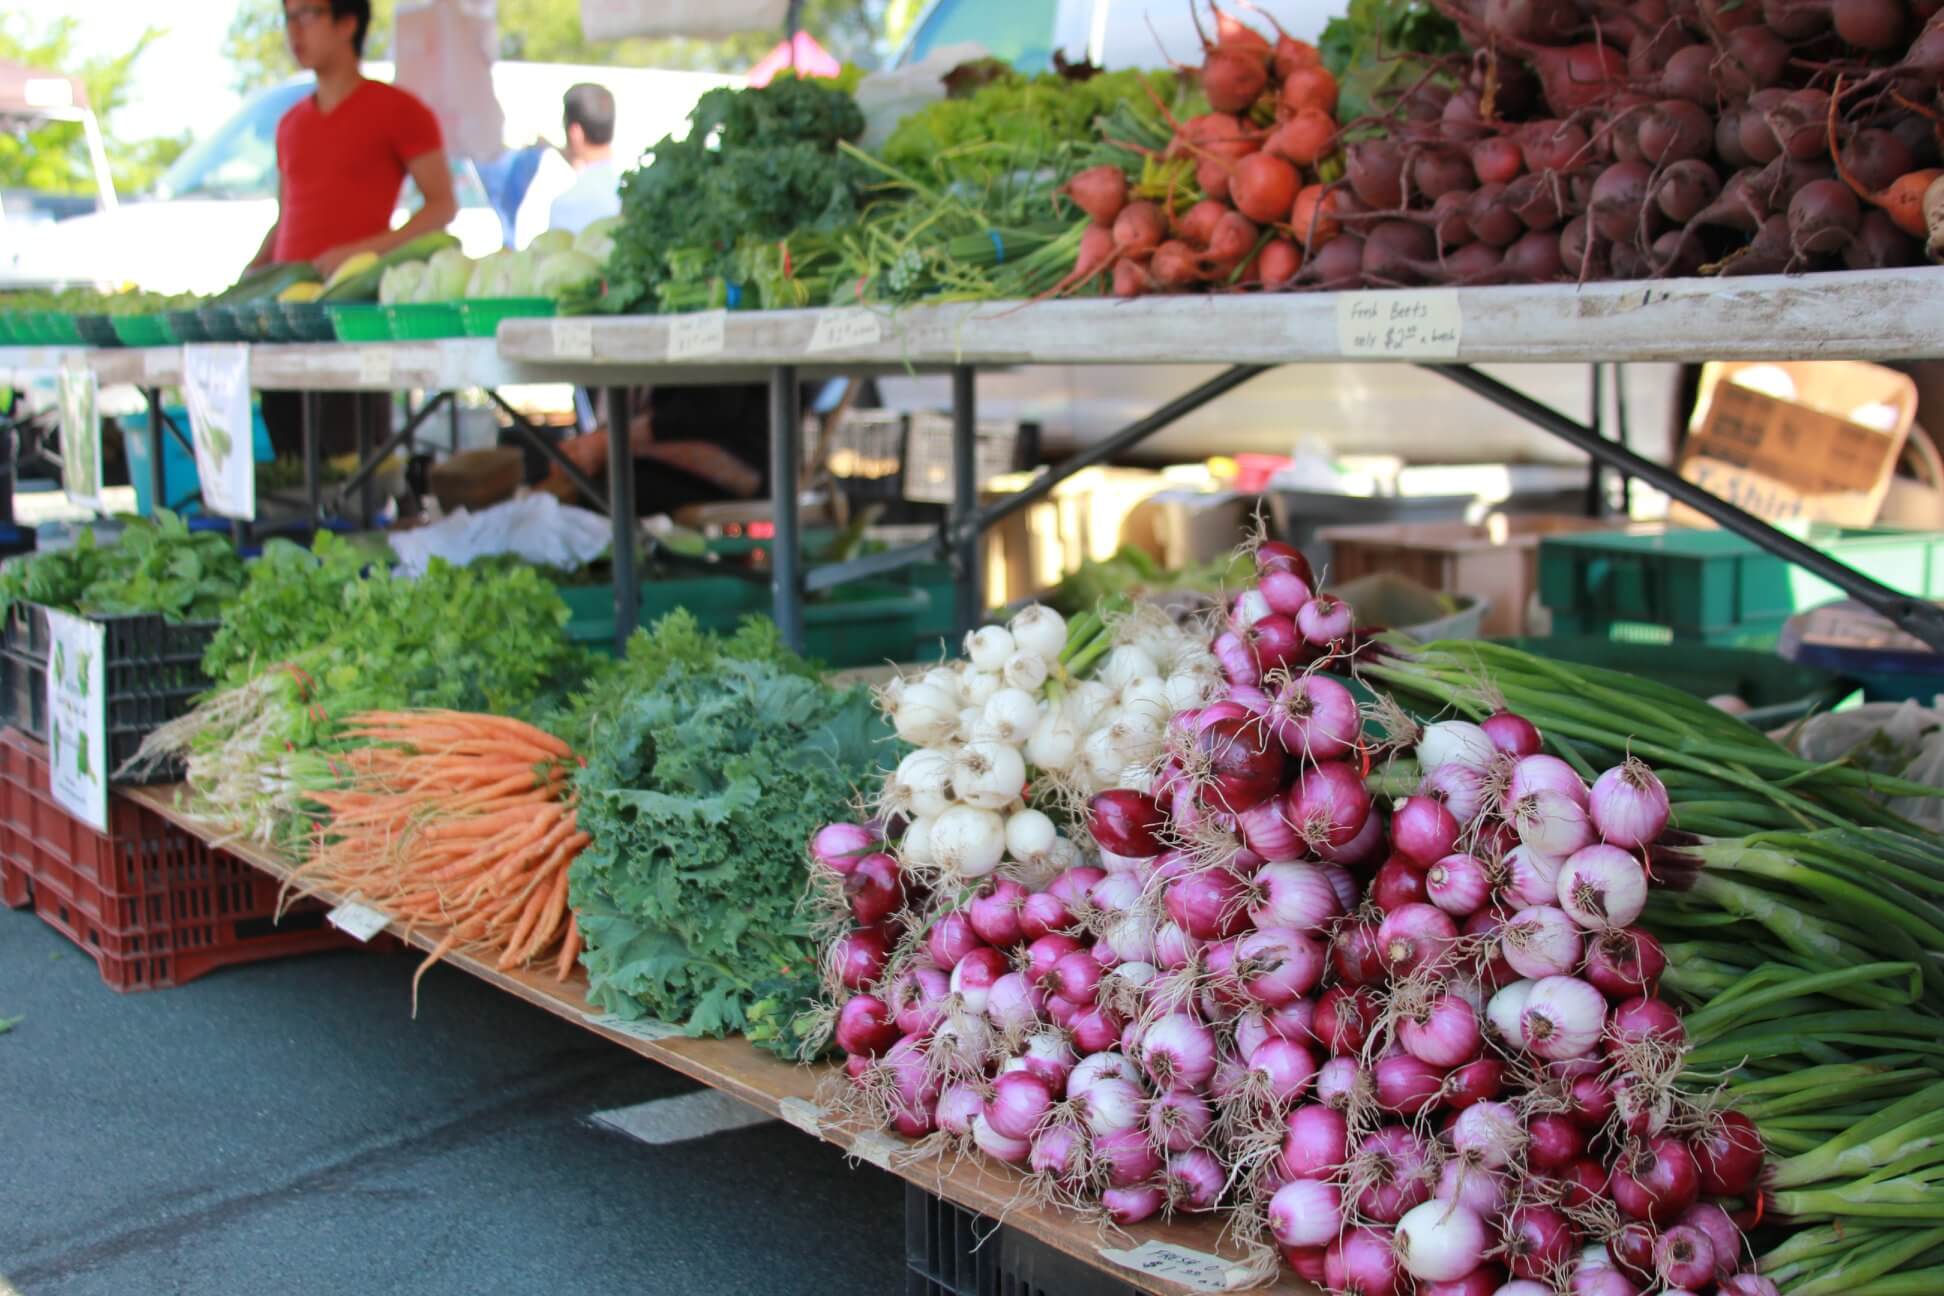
[1319,0,1464,127]
[0,511,244,625]
[600,76,871,315]
[1046,544,1253,617]
[570,657,889,1058]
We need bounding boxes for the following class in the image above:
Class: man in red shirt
[250,0,457,275]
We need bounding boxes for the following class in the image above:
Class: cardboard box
[978,467,1169,606]
[1672,361,1918,529]
[1122,490,1251,570]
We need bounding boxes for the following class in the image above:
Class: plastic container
[110,314,173,349]
[0,603,217,782]
[459,296,555,337]
[198,306,248,343]
[903,411,1022,505]
[277,302,332,342]
[386,302,465,339]
[165,309,212,344]
[72,313,123,347]
[1336,572,1489,642]
[1269,489,1477,577]
[1537,526,1944,648]
[45,312,85,345]
[561,576,926,666]
[1321,514,1615,637]
[0,728,357,991]
[252,300,294,342]
[904,1184,1140,1296]
[0,314,19,345]
[1496,635,1858,728]
[327,303,392,342]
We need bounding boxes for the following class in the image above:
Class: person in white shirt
[513,82,622,246]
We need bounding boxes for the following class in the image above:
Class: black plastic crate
[0,603,216,785]
[904,1186,1145,1296]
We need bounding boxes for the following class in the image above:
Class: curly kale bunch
[603,76,870,314]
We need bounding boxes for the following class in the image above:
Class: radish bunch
[810,538,1776,1294]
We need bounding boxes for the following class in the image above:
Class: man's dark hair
[332,0,372,56]
[563,83,616,147]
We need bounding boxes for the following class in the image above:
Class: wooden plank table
[124,784,1316,1296]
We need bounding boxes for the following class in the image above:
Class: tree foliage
[0,15,188,197]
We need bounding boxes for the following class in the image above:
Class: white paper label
[44,610,107,833]
[583,1011,685,1042]
[848,1130,900,1170]
[1097,1241,1256,1292]
[805,308,882,354]
[143,348,175,379]
[551,318,594,359]
[181,342,256,519]
[666,309,727,361]
[357,348,393,387]
[1335,289,1463,359]
[57,367,101,510]
[326,900,391,942]
[777,1097,824,1137]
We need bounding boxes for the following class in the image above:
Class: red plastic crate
[0,727,359,991]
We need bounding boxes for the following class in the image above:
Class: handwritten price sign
[1335,290,1464,359]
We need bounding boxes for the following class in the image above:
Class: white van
[883,1,1679,470]
[12,62,733,298]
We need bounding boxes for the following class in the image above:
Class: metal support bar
[331,390,452,512]
[1612,363,1634,516]
[302,391,322,522]
[1427,363,1944,652]
[957,365,1271,543]
[155,406,195,458]
[143,386,166,518]
[769,367,804,651]
[355,394,376,527]
[605,387,637,653]
[949,366,981,635]
[485,389,608,514]
[805,539,935,593]
[1585,364,1605,518]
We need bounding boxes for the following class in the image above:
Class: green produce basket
[1494,636,1858,729]
[198,306,247,342]
[1538,526,1944,648]
[560,575,926,665]
[0,314,20,345]
[111,314,173,348]
[44,312,85,346]
[280,302,336,342]
[249,300,292,343]
[385,302,464,340]
[165,309,211,344]
[72,313,122,347]
[328,303,392,343]
[13,312,46,344]
[459,296,554,337]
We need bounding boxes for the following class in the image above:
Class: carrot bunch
[293,708,590,1007]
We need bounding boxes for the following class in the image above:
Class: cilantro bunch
[569,656,889,1057]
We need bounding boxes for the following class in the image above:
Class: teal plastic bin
[1538,526,1944,648]
[120,405,275,516]
[561,576,926,665]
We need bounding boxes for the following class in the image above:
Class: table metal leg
[145,386,166,520]
[303,391,321,523]
[355,394,376,527]
[605,386,637,654]
[769,366,804,651]
[1426,362,1944,652]
[1585,364,1606,518]
[950,366,981,636]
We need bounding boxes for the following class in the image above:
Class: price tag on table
[44,609,107,834]
[805,308,882,354]
[57,366,101,511]
[551,318,594,359]
[326,901,391,942]
[357,347,393,387]
[1097,1241,1260,1292]
[666,309,727,361]
[848,1130,901,1171]
[582,1011,685,1042]
[182,342,256,520]
[1335,289,1463,359]
[776,1097,824,1137]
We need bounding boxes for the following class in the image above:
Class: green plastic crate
[699,535,959,649]
[560,575,926,665]
[328,304,391,342]
[0,314,19,345]
[386,303,464,340]
[1538,526,1944,647]
[560,576,765,654]
[45,312,85,345]
[459,296,554,337]
[109,315,171,348]
[165,309,211,343]
[73,313,122,347]
[199,306,248,342]
[1494,636,1857,728]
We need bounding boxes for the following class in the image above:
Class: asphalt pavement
[0,907,906,1296]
